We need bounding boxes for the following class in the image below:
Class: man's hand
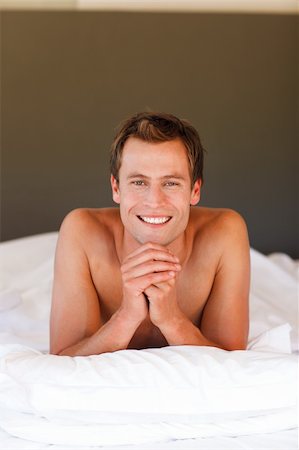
[144,275,184,329]
[120,243,181,326]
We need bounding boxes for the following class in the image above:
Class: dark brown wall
[1,11,298,257]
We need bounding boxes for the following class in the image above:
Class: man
[50,112,250,356]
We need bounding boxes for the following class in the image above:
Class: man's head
[110,112,205,247]
[110,112,205,188]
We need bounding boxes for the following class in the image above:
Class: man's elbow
[49,342,70,356]
[49,346,63,356]
[222,338,248,351]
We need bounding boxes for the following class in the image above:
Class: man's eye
[132,180,145,186]
[165,181,179,187]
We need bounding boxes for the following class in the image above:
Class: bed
[0,231,298,449]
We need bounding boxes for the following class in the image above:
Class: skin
[50,137,250,356]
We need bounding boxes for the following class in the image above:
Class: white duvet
[0,232,298,447]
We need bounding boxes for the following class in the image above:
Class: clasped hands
[120,242,184,331]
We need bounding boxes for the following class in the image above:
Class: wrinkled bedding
[0,232,298,448]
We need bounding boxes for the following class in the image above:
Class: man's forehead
[119,138,191,180]
[121,138,189,162]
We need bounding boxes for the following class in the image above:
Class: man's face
[111,137,201,247]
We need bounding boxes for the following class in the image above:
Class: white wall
[0,0,298,13]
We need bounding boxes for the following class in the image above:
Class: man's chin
[125,221,182,247]
[134,233,176,247]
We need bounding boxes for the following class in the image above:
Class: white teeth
[139,216,170,224]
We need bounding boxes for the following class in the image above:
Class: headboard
[1,11,298,257]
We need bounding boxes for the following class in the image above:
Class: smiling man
[50,112,250,356]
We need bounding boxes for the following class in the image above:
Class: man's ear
[190,179,201,205]
[110,175,120,204]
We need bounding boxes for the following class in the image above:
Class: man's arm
[50,210,144,356]
[199,211,250,350]
[147,210,250,351]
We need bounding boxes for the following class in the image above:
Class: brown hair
[110,111,205,186]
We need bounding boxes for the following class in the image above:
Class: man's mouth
[137,215,172,225]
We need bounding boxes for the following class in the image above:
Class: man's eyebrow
[126,173,186,181]
[126,173,149,179]
[161,174,186,180]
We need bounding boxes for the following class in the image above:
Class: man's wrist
[159,313,221,348]
[116,305,145,330]
[157,311,186,339]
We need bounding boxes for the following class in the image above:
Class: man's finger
[123,242,176,262]
[122,249,180,273]
[123,260,180,279]
[134,270,177,293]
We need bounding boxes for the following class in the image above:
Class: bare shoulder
[190,207,250,258]
[58,207,122,253]
[191,206,248,236]
[61,208,119,234]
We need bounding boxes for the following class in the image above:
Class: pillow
[0,331,297,446]
[0,233,57,350]
[249,248,298,351]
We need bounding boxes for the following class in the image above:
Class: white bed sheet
[0,232,298,449]
[0,428,297,450]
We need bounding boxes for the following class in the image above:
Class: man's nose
[144,185,166,206]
